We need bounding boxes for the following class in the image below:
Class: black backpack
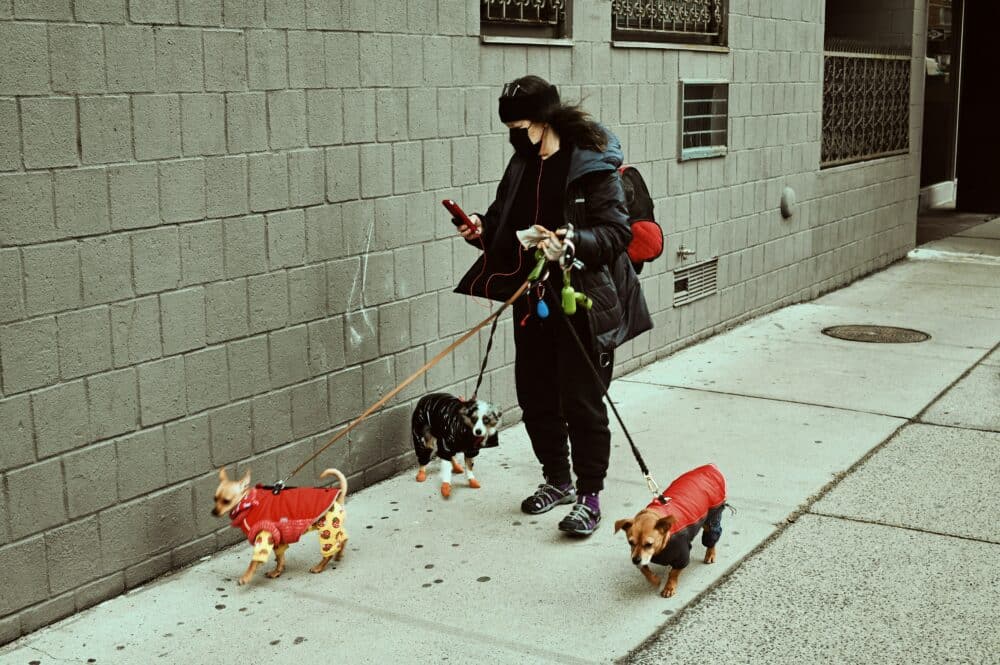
[618,165,663,274]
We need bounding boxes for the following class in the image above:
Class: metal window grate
[673,257,718,306]
[481,0,567,38]
[821,42,911,168]
[680,81,728,161]
[612,0,727,46]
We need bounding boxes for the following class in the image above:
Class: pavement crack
[807,511,1000,546]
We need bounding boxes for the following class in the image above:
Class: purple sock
[580,492,600,513]
[555,481,573,494]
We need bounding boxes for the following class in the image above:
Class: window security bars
[481,0,567,39]
[822,40,911,168]
[680,81,728,160]
[612,0,727,46]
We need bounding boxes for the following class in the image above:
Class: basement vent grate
[673,257,718,306]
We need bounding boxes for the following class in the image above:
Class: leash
[274,256,547,492]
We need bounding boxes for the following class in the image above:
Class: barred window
[612,0,727,47]
[679,81,728,161]
[821,40,911,168]
[481,0,569,41]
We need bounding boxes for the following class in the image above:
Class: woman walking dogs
[453,76,652,537]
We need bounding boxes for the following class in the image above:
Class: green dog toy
[561,269,592,315]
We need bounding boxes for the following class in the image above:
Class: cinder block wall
[0,0,924,641]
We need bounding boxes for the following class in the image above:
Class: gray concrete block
[56,305,113,379]
[375,88,407,143]
[159,158,207,223]
[304,204,343,262]
[288,149,326,207]
[129,0,178,23]
[22,241,81,316]
[391,34,423,87]
[115,427,168,500]
[267,89,307,149]
[98,485,195,572]
[359,33,391,87]
[307,316,344,376]
[74,573,125,612]
[53,168,110,238]
[0,23,49,95]
[164,414,211,482]
[209,400,253,465]
[361,251,394,306]
[105,25,156,92]
[17,592,76,637]
[108,163,159,230]
[325,145,360,202]
[291,377,329,437]
[248,271,289,333]
[171,533,217,569]
[32,380,89,458]
[179,0,222,24]
[1,316,59,393]
[0,537,48,616]
[464,87,492,136]
[266,209,306,268]
[138,356,186,425]
[423,239,452,292]
[0,172,56,245]
[343,308,379,365]
[14,0,71,19]
[0,98,20,172]
[248,153,290,212]
[180,93,226,156]
[269,324,309,387]
[86,367,139,441]
[407,88,438,141]
[392,245,424,299]
[247,29,287,90]
[378,300,410,355]
[132,94,182,160]
[205,156,249,218]
[204,29,247,91]
[223,0,265,26]
[288,30,325,88]
[406,0,436,33]
[251,389,292,451]
[226,92,268,153]
[0,613,19,646]
[79,96,132,164]
[436,88,464,139]
[63,440,117,517]
[50,24,106,93]
[160,286,207,355]
[0,394,34,471]
[154,27,203,92]
[328,365,363,426]
[223,215,267,278]
[392,345,426,401]
[180,220,225,286]
[7,458,66,539]
[206,279,249,343]
[451,136,479,186]
[421,140,452,191]
[422,35,451,86]
[305,0,341,28]
[393,142,423,194]
[361,356,393,408]
[342,88,375,143]
[360,143,393,199]
[265,0,305,27]
[0,248,23,324]
[111,296,162,366]
[288,263,326,324]
[325,31,360,87]
[227,334,268,399]
[409,293,438,345]
[20,97,78,169]
[132,227,181,295]
[325,256,358,315]
[80,235,133,305]
[305,89,343,146]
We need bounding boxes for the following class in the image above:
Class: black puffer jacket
[454,131,652,354]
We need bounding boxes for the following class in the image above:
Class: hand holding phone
[442,199,481,239]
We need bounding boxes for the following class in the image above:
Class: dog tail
[320,468,348,503]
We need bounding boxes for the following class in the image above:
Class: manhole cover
[821,325,930,343]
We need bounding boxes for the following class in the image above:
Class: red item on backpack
[618,165,663,273]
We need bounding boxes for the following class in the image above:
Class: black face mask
[509,127,541,158]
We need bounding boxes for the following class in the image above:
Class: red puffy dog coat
[645,464,726,569]
[230,485,341,547]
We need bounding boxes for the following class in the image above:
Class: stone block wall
[0,0,924,641]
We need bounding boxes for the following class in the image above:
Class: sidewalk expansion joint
[807,511,1000,546]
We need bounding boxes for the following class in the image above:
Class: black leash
[471,314,501,400]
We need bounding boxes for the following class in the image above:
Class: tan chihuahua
[212,467,349,586]
[614,464,726,598]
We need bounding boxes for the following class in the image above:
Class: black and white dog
[411,393,501,498]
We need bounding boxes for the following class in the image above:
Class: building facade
[0,0,926,640]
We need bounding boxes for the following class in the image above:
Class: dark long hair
[509,75,608,152]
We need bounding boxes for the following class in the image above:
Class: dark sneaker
[521,483,576,515]
[558,501,601,536]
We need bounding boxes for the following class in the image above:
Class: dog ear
[614,519,633,535]
[239,468,251,487]
[218,467,229,482]
[655,516,675,533]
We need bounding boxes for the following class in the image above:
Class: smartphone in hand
[442,199,481,238]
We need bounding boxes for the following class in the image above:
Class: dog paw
[704,552,716,564]
[451,460,464,474]
[416,468,427,482]
[440,482,451,498]
[265,570,283,579]
[468,478,481,489]
[238,575,252,586]
[661,584,676,598]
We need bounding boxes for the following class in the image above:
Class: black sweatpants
[513,297,613,495]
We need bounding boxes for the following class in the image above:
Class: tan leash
[274,265,542,491]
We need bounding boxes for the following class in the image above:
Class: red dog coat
[230,485,341,547]
[645,464,727,569]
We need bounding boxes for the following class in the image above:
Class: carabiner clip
[644,474,660,496]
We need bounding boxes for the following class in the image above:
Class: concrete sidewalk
[3,221,998,665]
